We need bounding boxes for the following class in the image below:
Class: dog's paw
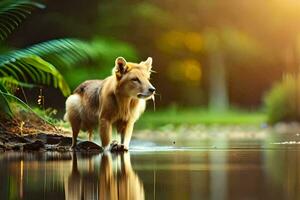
[70,144,76,151]
[110,141,128,153]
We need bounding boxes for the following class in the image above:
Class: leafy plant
[0,0,138,121]
[1,38,96,68]
[0,39,97,96]
[0,83,12,116]
[0,0,45,40]
[0,1,98,118]
[264,74,300,124]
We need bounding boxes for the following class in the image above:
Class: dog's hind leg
[70,117,81,148]
[88,129,93,141]
[65,94,82,148]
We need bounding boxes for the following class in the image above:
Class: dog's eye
[131,78,140,83]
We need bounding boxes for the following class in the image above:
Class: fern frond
[0,0,45,40]
[0,76,34,93]
[0,38,99,96]
[0,55,71,96]
[0,38,96,69]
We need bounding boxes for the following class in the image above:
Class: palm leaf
[0,38,99,96]
[0,0,45,40]
[0,55,71,96]
[0,76,34,93]
[0,38,96,69]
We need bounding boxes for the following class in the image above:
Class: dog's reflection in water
[65,152,145,200]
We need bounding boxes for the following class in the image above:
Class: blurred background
[2,2,300,199]
[3,0,300,127]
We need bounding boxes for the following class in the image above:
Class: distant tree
[202,27,261,111]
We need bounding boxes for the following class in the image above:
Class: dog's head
[113,56,155,99]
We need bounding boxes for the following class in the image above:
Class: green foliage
[64,38,138,89]
[0,39,91,96]
[0,84,12,116]
[0,0,138,119]
[0,77,33,93]
[0,38,101,98]
[1,55,70,95]
[0,0,44,40]
[0,1,103,118]
[134,2,170,25]
[202,27,262,62]
[90,38,137,65]
[0,38,103,117]
[2,90,59,125]
[1,38,96,69]
[32,107,59,124]
[264,74,300,124]
[135,107,266,129]
[0,0,44,117]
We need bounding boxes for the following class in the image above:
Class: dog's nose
[148,87,156,93]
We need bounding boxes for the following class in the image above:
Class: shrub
[264,74,300,124]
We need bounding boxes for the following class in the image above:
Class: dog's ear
[141,57,153,72]
[114,57,127,80]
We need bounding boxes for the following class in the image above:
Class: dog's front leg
[121,121,134,150]
[99,118,112,149]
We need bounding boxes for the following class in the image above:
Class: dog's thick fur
[64,57,155,150]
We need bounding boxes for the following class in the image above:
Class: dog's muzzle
[137,86,155,99]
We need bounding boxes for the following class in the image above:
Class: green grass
[135,108,266,129]
[33,107,266,132]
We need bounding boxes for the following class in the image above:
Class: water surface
[0,138,300,200]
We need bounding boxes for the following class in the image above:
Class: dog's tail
[63,113,68,121]
[64,94,82,122]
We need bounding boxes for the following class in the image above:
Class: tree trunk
[208,52,229,111]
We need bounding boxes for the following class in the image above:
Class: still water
[0,138,300,200]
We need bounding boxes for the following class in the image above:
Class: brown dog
[64,57,155,150]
